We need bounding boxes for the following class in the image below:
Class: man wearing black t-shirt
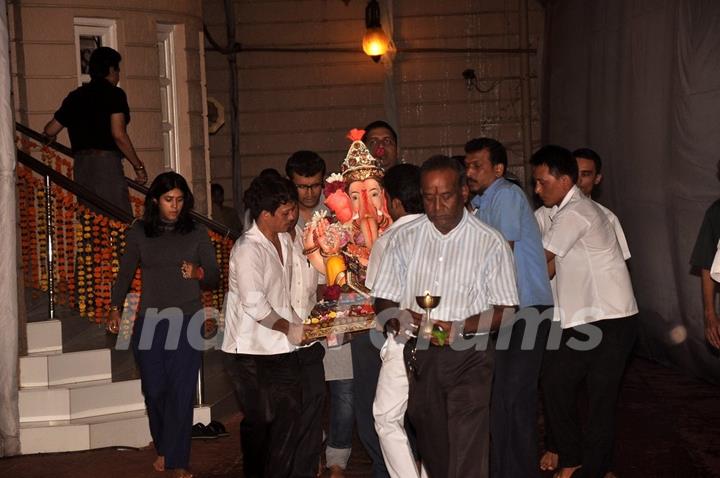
[43,47,146,216]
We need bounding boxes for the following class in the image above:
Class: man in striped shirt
[371,155,518,478]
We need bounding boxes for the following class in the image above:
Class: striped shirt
[371,209,518,321]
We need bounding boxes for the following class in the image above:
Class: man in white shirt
[536,147,633,474]
[222,174,325,478]
[530,146,638,478]
[366,164,424,478]
[372,156,518,478]
[285,151,354,478]
[285,150,327,229]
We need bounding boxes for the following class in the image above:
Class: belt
[75,148,120,155]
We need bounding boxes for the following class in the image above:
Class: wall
[8,0,211,210]
[203,0,545,204]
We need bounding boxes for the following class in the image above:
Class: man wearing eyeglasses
[363,121,400,169]
[285,150,327,228]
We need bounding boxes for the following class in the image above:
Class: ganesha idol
[303,129,392,293]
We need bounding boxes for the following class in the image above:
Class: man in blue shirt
[465,137,554,478]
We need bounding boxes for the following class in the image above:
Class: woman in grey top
[108,172,219,478]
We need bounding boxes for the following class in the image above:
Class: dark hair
[244,174,298,221]
[529,145,578,183]
[450,155,467,174]
[383,164,424,214]
[420,154,467,188]
[465,137,508,170]
[572,148,602,174]
[285,151,326,179]
[211,183,223,196]
[259,168,283,179]
[362,120,398,144]
[143,172,195,237]
[89,47,122,81]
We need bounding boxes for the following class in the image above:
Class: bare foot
[540,451,558,471]
[328,465,345,478]
[553,466,581,478]
[153,455,165,472]
[173,469,193,478]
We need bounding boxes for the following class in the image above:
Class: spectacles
[294,183,323,191]
[366,137,395,148]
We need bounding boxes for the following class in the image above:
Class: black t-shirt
[690,199,720,270]
[54,79,130,152]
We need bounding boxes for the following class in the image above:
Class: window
[73,18,117,86]
[157,24,180,171]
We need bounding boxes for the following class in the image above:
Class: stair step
[19,379,145,423]
[26,320,62,355]
[20,348,112,388]
[20,407,212,454]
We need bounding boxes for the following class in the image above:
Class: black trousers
[405,339,495,478]
[541,316,637,478]
[490,308,552,478]
[224,342,325,478]
[74,149,133,217]
[350,332,390,478]
[132,315,201,470]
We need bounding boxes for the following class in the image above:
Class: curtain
[544,0,720,383]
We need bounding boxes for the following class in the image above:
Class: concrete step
[19,379,145,423]
[20,406,212,454]
[26,320,62,355]
[20,348,112,388]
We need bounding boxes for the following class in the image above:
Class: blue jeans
[326,379,354,468]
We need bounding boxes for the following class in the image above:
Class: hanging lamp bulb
[362,0,389,62]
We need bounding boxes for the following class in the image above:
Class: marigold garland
[17,133,237,327]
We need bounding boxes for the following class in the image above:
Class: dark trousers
[541,316,637,478]
[490,308,551,478]
[405,340,495,478]
[132,316,201,470]
[224,342,325,478]
[74,149,133,217]
[350,332,390,478]
[293,343,327,477]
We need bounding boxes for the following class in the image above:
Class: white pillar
[0,0,21,457]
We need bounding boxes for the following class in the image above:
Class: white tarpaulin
[544,0,720,383]
[0,0,20,457]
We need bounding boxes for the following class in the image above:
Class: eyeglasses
[366,137,396,148]
[294,183,323,191]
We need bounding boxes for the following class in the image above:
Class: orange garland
[16,133,236,326]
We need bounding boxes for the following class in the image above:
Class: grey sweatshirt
[110,221,220,317]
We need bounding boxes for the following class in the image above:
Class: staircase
[19,319,211,454]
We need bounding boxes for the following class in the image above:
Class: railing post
[44,174,55,320]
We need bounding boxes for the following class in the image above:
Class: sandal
[191,422,217,440]
[205,420,229,438]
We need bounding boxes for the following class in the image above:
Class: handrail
[16,122,241,239]
[16,149,135,223]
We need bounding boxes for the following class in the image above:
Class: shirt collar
[470,177,503,211]
[387,213,423,232]
[429,208,470,239]
[557,185,580,212]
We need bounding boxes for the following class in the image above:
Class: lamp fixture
[362,0,390,62]
[462,68,499,93]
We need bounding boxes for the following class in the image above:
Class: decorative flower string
[16,133,237,328]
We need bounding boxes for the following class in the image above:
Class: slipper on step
[205,420,229,438]
[191,422,217,440]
